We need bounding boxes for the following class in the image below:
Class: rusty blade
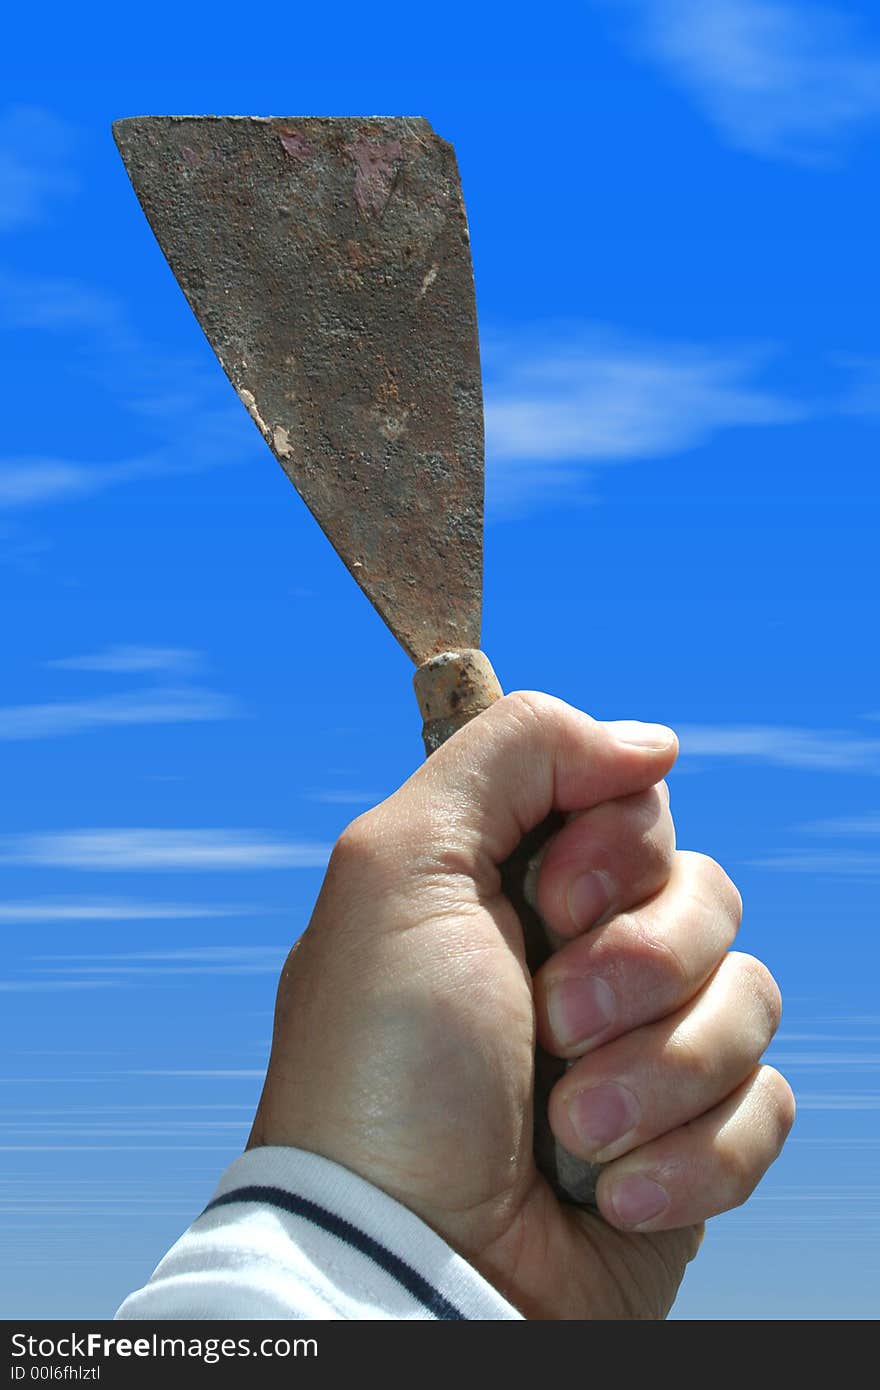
[112,115,484,664]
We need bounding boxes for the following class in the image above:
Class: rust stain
[346,137,403,220]
[346,239,366,265]
[278,129,313,160]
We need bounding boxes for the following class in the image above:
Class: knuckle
[727,1154,760,1209]
[330,811,380,872]
[680,851,743,938]
[629,784,674,840]
[717,1128,762,1209]
[717,1067,795,1208]
[666,1026,713,1089]
[497,689,567,734]
[729,952,783,1039]
[629,914,692,998]
[761,1065,798,1145]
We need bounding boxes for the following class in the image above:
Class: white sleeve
[115,1146,523,1321]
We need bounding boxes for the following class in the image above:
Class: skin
[248,693,795,1320]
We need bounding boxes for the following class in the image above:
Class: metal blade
[113,115,484,664]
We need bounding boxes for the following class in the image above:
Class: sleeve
[114,1146,524,1321]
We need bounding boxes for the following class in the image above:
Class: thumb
[381,691,679,870]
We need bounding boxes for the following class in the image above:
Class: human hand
[248,694,795,1320]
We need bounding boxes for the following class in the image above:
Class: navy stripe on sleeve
[201,1184,467,1321]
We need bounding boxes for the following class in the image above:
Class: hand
[248,694,795,1320]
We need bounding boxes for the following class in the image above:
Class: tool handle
[413,649,601,1207]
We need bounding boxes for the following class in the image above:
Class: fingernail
[567,868,614,931]
[608,1174,669,1228]
[567,1082,639,1155]
[611,721,676,750]
[547,976,615,1048]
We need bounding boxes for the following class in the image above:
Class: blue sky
[1,0,878,1320]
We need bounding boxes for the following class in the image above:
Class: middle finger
[535,849,742,1058]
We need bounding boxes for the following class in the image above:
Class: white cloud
[0,448,244,513]
[767,1051,880,1067]
[8,1105,253,1113]
[0,272,124,336]
[128,1069,264,1079]
[0,107,78,230]
[47,645,202,675]
[797,813,880,835]
[754,810,880,875]
[0,1120,247,1138]
[749,850,880,876]
[0,900,255,923]
[776,1033,880,1042]
[481,323,803,508]
[607,0,880,163]
[0,829,331,871]
[34,946,286,978]
[792,1137,880,1146]
[0,272,261,516]
[793,1093,880,1110]
[0,460,102,509]
[0,688,238,740]
[0,1145,235,1153]
[0,981,116,992]
[0,1162,229,1202]
[676,723,880,770]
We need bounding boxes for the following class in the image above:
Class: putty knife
[113,114,600,1205]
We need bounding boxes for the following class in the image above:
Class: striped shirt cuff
[115,1146,524,1321]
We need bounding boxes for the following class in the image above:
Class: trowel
[113,114,599,1205]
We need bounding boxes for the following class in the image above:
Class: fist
[249,694,795,1318]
